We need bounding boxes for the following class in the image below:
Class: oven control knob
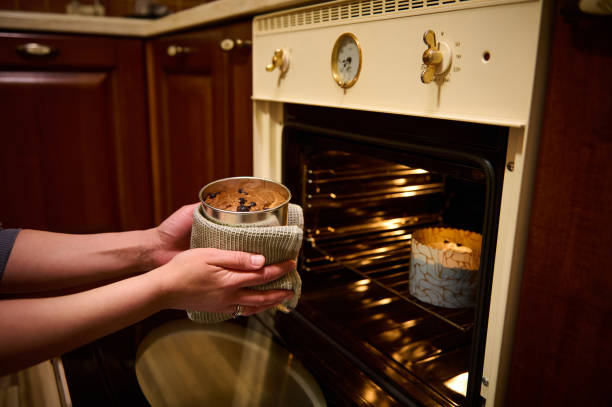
[265,48,290,74]
[421,30,452,83]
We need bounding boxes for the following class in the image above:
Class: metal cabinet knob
[167,45,192,57]
[16,42,56,57]
[219,38,252,52]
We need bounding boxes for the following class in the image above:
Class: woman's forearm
[0,269,164,375]
[1,229,159,293]
[0,247,296,376]
[0,249,296,375]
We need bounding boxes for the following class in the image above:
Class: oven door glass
[272,104,508,407]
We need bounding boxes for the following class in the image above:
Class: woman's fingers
[158,203,199,233]
[159,248,297,313]
[193,249,294,285]
[227,289,294,317]
[231,288,294,308]
[203,248,267,270]
[231,260,295,287]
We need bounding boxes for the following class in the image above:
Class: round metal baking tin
[199,176,291,226]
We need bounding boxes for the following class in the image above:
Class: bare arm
[1,204,198,294]
[0,249,295,375]
[0,204,295,374]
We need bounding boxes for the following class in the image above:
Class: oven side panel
[481,0,555,404]
[252,100,284,181]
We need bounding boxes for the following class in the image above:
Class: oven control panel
[253,0,545,127]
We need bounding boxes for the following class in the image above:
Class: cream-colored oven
[251,0,553,405]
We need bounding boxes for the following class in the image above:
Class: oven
[250,1,554,406]
[58,1,554,406]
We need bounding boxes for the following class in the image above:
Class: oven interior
[271,104,509,406]
[60,103,509,407]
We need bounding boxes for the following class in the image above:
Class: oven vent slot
[254,0,523,34]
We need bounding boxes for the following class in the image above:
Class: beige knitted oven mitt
[187,203,304,324]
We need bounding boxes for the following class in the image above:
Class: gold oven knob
[421,30,451,83]
[265,48,289,74]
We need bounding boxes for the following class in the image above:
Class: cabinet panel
[0,33,152,233]
[163,74,217,209]
[147,20,253,222]
[1,71,117,231]
[505,7,612,407]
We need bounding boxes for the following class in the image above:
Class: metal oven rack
[304,216,474,333]
[295,153,477,405]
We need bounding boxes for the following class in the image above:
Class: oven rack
[307,164,427,183]
[305,164,443,208]
[303,220,474,333]
[299,238,473,406]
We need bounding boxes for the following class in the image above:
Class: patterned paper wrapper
[409,227,482,308]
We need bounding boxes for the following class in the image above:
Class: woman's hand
[154,248,295,316]
[148,203,199,268]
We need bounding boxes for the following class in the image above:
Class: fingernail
[250,254,265,267]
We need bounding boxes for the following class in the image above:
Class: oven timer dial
[331,33,362,89]
[421,30,452,83]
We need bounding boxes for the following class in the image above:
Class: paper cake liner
[409,227,482,308]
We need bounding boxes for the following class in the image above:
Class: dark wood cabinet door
[147,19,253,223]
[506,6,612,407]
[0,33,153,233]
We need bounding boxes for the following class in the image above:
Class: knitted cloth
[187,204,303,323]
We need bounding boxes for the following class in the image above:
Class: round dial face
[331,33,362,89]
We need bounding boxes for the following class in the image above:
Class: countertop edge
[147,0,317,36]
[0,10,151,37]
[0,0,319,37]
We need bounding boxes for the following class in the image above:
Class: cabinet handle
[16,42,56,57]
[167,45,192,57]
[219,38,252,52]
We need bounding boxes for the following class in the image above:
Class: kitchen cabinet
[505,6,611,407]
[146,19,253,223]
[0,32,153,233]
